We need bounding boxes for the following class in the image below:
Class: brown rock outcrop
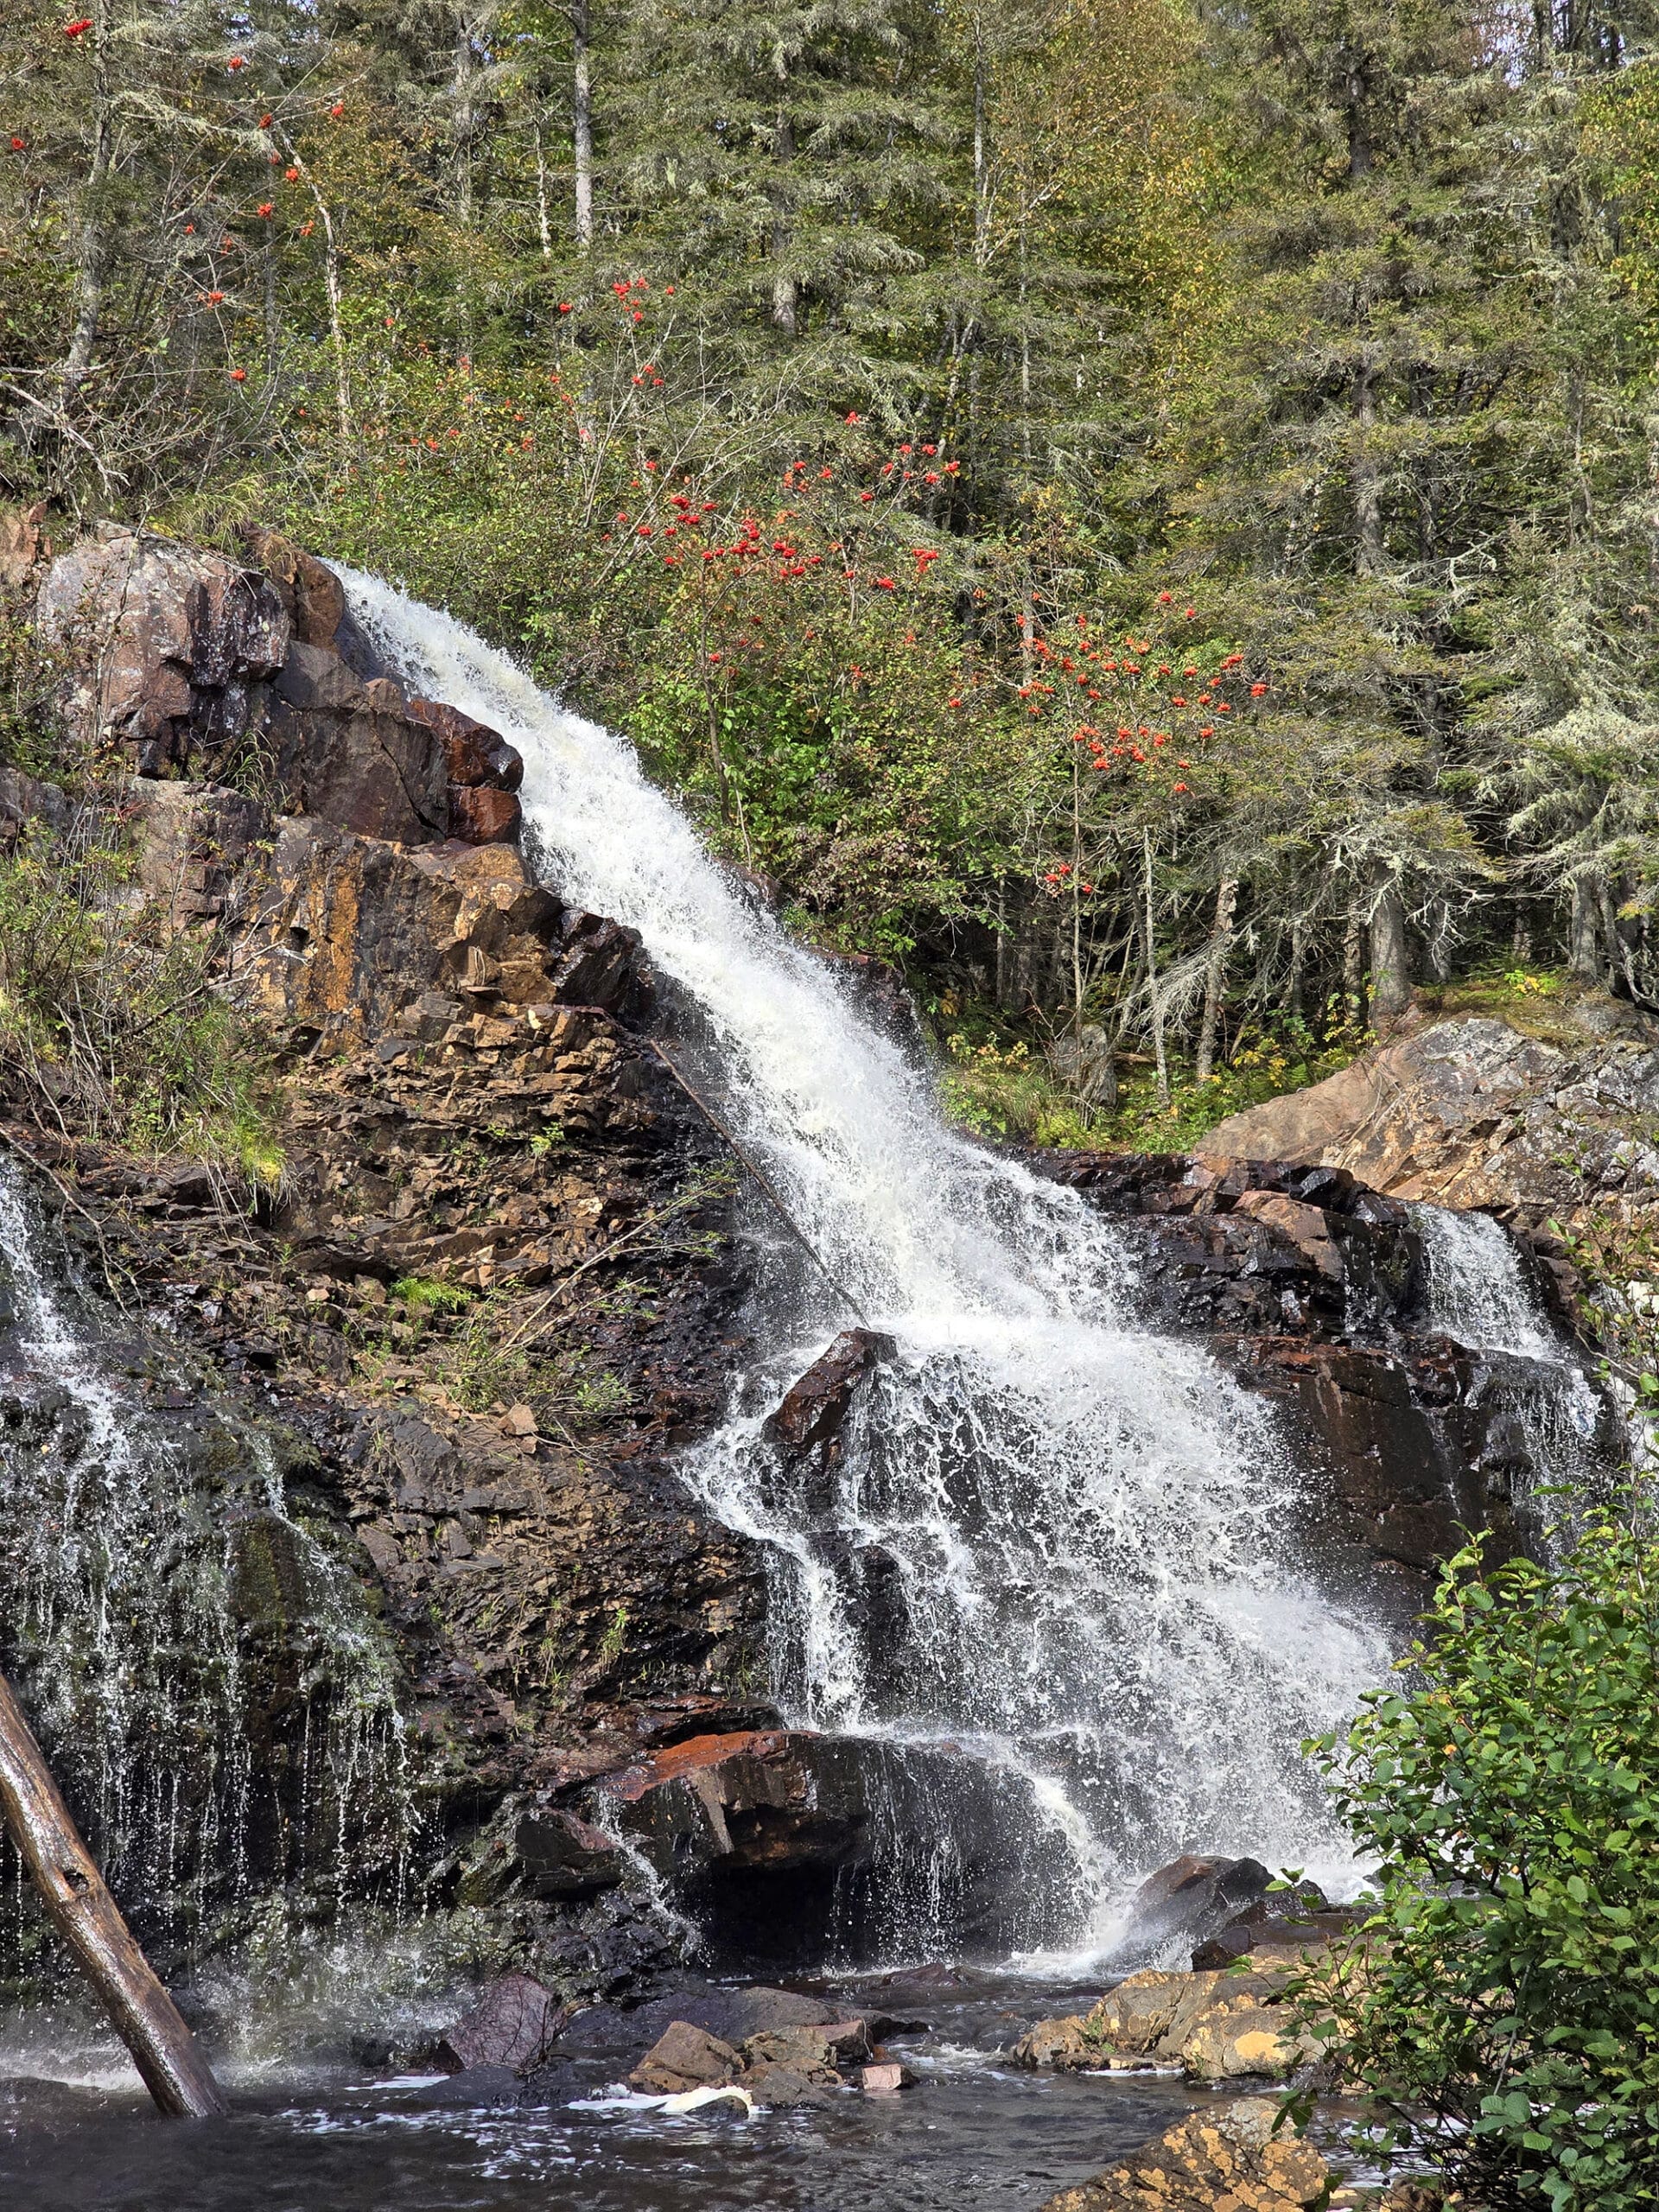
[1197,1009,1659,1230]
[35,523,523,849]
[38,526,289,776]
[1040,2097,1329,2212]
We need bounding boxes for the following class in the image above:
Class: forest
[7,0,1659,1138]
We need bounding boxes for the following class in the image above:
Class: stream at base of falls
[0,1967,1309,2212]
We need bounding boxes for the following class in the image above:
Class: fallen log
[0,1668,228,2117]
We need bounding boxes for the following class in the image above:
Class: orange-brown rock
[1039,2097,1329,2211]
[1198,1009,1659,1230]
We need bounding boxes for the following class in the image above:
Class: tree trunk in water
[572,0,594,252]
[0,1669,227,2119]
[1195,874,1237,1083]
[1568,874,1601,980]
[1369,872,1412,1020]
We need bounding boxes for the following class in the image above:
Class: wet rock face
[35,524,522,849]
[1037,1150,1618,1617]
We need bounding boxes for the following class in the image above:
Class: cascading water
[1410,1202,1607,1540]
[342,572,1391,1962]
[0,1164,415,1983]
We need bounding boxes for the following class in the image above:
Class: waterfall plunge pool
[0,1969,1210,2212]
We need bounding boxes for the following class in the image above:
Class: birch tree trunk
[1195,874,1237,1083]
[573,0,594,252]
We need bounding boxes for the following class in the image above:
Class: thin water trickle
[342,575,1390,1959]
[0,1163,416,1973]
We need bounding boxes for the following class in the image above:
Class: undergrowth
[0,811,283,1185]
[937,1007,1370,1154]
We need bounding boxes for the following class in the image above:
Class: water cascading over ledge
[340,571,1398,1964]
[0,1165,416,1994]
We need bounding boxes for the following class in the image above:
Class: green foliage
[9,0,1659,1104]
[0,815,283,1182]
[391,1274,472,1318]
[1301,1503,1659,2212]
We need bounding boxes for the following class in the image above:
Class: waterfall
[342,573,1390,1961]
[0,1164,414,1978]
[1411,1203,1605,1539]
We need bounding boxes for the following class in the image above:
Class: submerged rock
[1039,2096,1329,2212]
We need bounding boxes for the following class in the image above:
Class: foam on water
[340,573,1390,1960]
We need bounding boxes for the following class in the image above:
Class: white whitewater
[1411,1203,1603,1537]
[343,572,1389,1958]
[1413,1204,1558,1360]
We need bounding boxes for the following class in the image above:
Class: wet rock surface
[1037,1149,1618,1616]
[1039,2095,1330,2212]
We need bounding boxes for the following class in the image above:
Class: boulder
[1009,2015,1094,2070]
[759,1328,897,1523]
[512,1808,624,1899]
[860,2061,916,2092]
[38,526,289,776]
[629,2019,743,2094]
[1082,1968,1188,2055]
[1116,1853,1274,1964]
[1197,1010,1659,1231]
[434,1972,563,2073]
[1154,1969,1292,2060]
[763,1331,897,1452]
[741,2020,872,2069]
[742,2060,836,2107]
[1039,2096,1329,2212]
[1179,2005,1308,2082]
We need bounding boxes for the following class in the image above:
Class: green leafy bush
[0,813,282,1182]
[1302,1503,1659,2211]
